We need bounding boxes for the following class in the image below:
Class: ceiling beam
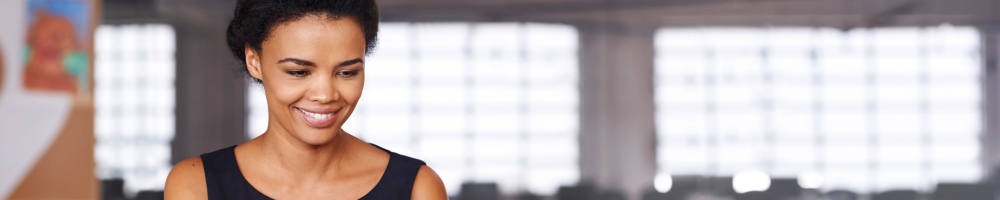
[150,0,1000,28]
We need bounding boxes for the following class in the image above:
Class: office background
[3,0,1000,199]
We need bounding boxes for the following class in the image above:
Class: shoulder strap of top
[200,145,272,200]
[361,144,427,199]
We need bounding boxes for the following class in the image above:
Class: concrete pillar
[980,25,1000,180]
[160,3,248,164]
[577,23,658,200]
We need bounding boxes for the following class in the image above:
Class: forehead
[261,15,366,58]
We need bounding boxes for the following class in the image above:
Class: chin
[292,126,341,146]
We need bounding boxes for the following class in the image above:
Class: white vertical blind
[655,25,981,193]
[94,24,176,194]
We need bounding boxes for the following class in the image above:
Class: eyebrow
[337,58,364,67]
[277,57,364,67]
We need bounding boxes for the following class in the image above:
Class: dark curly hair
[226,0,379,83]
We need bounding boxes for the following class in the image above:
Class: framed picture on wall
[22,0,91,96]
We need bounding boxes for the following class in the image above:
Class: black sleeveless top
[200,144,426,200]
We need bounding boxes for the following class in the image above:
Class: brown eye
[337,70,359,77]
[287,70,309,77]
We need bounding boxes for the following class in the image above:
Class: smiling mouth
[296,107,338,128]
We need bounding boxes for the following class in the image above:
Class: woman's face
[245,15,365,145]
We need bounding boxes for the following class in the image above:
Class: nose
[306,75,340,104]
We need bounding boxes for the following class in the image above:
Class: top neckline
[226,144,395,199]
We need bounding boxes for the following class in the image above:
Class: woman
[164,0,448,199]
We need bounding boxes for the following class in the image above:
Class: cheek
[340,78,364,104]
[265,80,306,108]
[260,67,304,106]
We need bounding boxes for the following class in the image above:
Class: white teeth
[300,109,333,120]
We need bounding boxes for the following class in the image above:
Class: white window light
[733,171,772,194]
[654,172,674,193]
[94,24,176,196]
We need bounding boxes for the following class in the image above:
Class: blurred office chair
[663,176,700,199]
[557,183,598,200]
[459,182,499,200]
[645,176,733,200]
[800,189,824,200]
[735,191,773,200]
[642,184,696,200]
[101,179,126,200]
[597,190,627,200]
[872,190,918,200]
[767,178,801,199]
[515,192,543,200]
[708,176,736,196]
[133,191,164,200]
[825,190,859,200]
[642,188,666,200]
[932,183,992,200]
[686,192,732,200]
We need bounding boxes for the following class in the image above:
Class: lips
[296,107,339,128]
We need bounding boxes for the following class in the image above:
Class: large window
[94,24,176,194]
[248,22,579,195]
[654,26,981,193]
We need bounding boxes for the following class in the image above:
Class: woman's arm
[164,157,208,200]
[411,165,448,200]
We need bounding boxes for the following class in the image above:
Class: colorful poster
[22,0,91,95]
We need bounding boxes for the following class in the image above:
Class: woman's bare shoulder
[411,165,448,200]
[164,156,208,200]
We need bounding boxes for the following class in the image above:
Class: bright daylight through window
[95,24,176,195]
[655,25,981,193]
